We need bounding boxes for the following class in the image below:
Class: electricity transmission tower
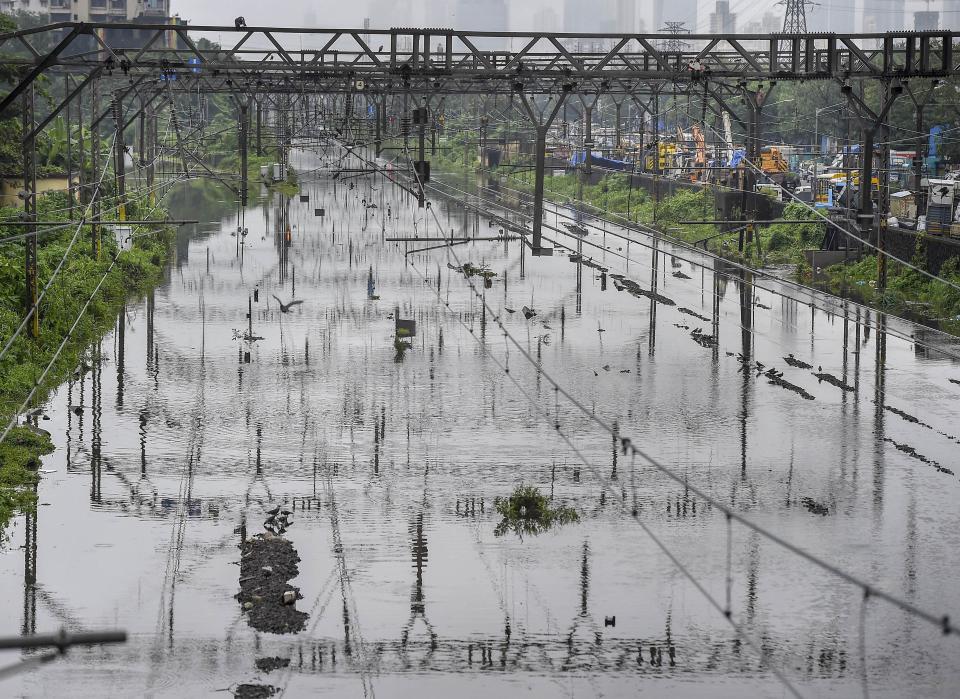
[779,0,816,32]
[659,22,690,53]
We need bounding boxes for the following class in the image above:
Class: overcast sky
[170,0,552,32]
[170,1,951,35]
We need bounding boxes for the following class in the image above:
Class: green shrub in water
[494,485,579,538]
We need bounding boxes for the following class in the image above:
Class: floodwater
[2,148,960,698]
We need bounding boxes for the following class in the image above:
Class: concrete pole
[615,100,622,152]
[532,124,549,253]
[256,98,262,157]
[240,102,249,207]
[583,105,593,178]
[146,109,156,205]
[91,79,101,258]
[418,100,426,208]
[22,85,39,338]
[913,103,926,217]
[375,98,382,158]
[64,75,73,220]
[113,93,127,222]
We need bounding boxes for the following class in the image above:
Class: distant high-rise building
[455,1,508,49]
[860,0,906,32]
[913,10,939,30]
[653,0,697,34]
[532,7,561,33]
[0,0,47,14]
[709,1,737,33]
[565,0,617,33]
[369,0,414,29]
[616,0,636,33]
[40,0,173,24]
[742,12,783,34]
[806,0,855,33]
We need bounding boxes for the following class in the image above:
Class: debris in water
[672,270,692,280]
[878,403,960,443]
[236,536,308,634]
[883,438,955,475]
[800,497,829,516]
[234,684,277,699]
[950,378,960,386]
[690,328,718,348]
[783,354,813,370]
[562,222,589,236]
[618,278,676,306]
[813,372,855,392]
[254,657,291,674]
[679,307,711,322]
[453,262,496,280]
[522,306,537,320]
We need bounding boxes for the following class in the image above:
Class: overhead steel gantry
[0,22,956,328]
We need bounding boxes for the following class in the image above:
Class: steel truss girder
[0,24,956,117]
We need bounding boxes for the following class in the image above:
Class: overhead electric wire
[401,238,807,699]
[369,138,960,645]
[0,133,118,364]
[669,98,960,294]
[426,152,960,362]
[0,168,190,426]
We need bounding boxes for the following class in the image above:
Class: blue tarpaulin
[570,151,632,171]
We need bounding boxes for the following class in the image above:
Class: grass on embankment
[394,125,829,267]
[821,252,960,335]
[0,190,174,534]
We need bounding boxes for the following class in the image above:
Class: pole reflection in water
[3,158,960,699]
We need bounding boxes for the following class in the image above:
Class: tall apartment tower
[455,1,508,49]
[709,1,737,33]
[565,0,617,33]
[46,0,172,23]
[807,0,855,33]
[616,0,636,33]
[860,0,906,32]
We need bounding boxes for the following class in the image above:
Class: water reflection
[3,161,960,698]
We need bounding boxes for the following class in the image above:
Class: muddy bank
[237,535,308,634]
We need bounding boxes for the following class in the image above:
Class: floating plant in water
[459,262,496,281]
[493,485,578,539]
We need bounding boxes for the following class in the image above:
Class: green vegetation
[425,118,960,333]
[460,262,496,280]
[0,188,174,534]
[823,253,960,335]
[494,485,579,539]
[0,426,53,534]
[503,169,819,267]
[422,117,823,269]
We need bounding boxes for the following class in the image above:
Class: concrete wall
[886,227,960,276]
[0,177,70,208]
